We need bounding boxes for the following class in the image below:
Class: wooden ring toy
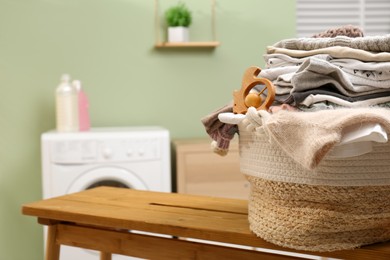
[233,66,275,114]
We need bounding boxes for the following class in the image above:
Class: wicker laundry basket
[237,109,390,252]
[233,67,390,251]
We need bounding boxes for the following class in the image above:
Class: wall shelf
[155,41,220,48]
[154,0,219,48]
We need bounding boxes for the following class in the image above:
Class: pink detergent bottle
[72,80,90,131]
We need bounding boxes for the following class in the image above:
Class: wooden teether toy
[245,93,263,107]
[233,66,275,114]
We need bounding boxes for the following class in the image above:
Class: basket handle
[233,67,275,114]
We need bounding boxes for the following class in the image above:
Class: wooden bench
[22,187,390,260]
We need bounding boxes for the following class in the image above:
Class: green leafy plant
[165,2,192,27]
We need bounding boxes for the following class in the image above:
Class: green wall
[0,0,295,259]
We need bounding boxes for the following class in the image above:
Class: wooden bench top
[22,187,390,259]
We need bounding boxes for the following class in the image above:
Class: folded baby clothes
[200,101,237,155]
[267,46,390,62]
[272,34,390,52]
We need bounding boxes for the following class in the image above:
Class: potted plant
[165,2,192,42]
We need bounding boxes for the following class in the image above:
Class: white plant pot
[168,26,189,43]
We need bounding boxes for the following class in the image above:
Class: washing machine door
[63,167,146,260]
[67,167,148,194]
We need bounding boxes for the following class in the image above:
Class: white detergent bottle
[55,74,79,132]
[72,80,90,131]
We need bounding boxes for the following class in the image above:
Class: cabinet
[174,139,249,200]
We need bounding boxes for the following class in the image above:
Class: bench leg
[45,225,60,260]
[100,252,112,260]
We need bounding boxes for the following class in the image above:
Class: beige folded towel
[259,108,390,170]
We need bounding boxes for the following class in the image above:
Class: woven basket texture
[238,123,390,251]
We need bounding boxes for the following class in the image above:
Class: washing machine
[41,126,171,260]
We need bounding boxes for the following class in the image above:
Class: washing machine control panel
[50,138,162,164]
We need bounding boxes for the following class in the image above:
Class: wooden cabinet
[173,139,249,200]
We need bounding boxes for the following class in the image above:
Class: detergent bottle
[55,74,79,132]
[72,80,90,131]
